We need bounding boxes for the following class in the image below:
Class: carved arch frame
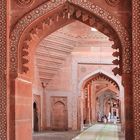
[10,0,131,76]
[9,0,132,139]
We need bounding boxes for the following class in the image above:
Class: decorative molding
[132,0,140,139]
[0,0,7,139]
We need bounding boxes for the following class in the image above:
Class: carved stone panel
[132,0,140,139]
[51,96,68,130]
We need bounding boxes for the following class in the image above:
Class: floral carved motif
[105,0,120,6]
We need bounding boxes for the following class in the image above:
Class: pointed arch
[10,0,131,78]
[78,69,121,91]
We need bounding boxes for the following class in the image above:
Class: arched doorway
[51,101,68,131]
[9,1,132,140]
[80,72,121,126]
[96,90,120,123]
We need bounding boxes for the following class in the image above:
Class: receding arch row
[78,69,122,92]
[10,0,131,77]
[83,72,120,90]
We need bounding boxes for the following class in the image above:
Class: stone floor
[33,130,80,140]
[33,123,124,140]
[73,124,124,140]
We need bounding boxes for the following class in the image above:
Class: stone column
[100,96,104,117]
[91,81,96,122]
[122,74,134,140]
[86,84,91,124]
[132,1,140,139]
[15,77,32,140]
[41,83,46,130]
[80,90,84,130]
[72,95,78,130]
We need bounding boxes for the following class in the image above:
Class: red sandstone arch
[96,88,119,97]
[80,72,120,127]
[83,72,119,90]
[10,0,131,77]
[9,0,132,140]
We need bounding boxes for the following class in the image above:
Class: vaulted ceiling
[35,21,113,84]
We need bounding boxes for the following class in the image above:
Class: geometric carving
[112,44,119,49]
[0,0,7,139]
[112,51,120,57]
[112,67,121,76]
[132,0,140,139]
[16,0,34,7]
[112,59,120,65]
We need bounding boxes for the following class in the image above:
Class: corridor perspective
[31,21,124,140]
[3,1,140,140]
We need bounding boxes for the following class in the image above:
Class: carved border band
[132,0,140,139]
[0,0,7,139]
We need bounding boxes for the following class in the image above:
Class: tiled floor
[33,124,124,140]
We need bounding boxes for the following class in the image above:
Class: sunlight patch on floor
[72,124,120,140]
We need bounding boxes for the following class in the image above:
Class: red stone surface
[0,0,138,140]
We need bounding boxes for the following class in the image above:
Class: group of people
[98,112,118,124]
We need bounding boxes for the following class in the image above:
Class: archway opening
[80,72,123,130]
[32,21,124,139]
[9,1,128,140]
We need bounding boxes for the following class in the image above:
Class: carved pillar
[15,77,32,140]
[120,86,125,132]
[0,0,8,139]
[72,95,78,130]
[80,90,84,130]
[132,1,140,139]
[86,84,91,124]
[91,81,96,122]
[41,83,47,130]
[122,74,134,140]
